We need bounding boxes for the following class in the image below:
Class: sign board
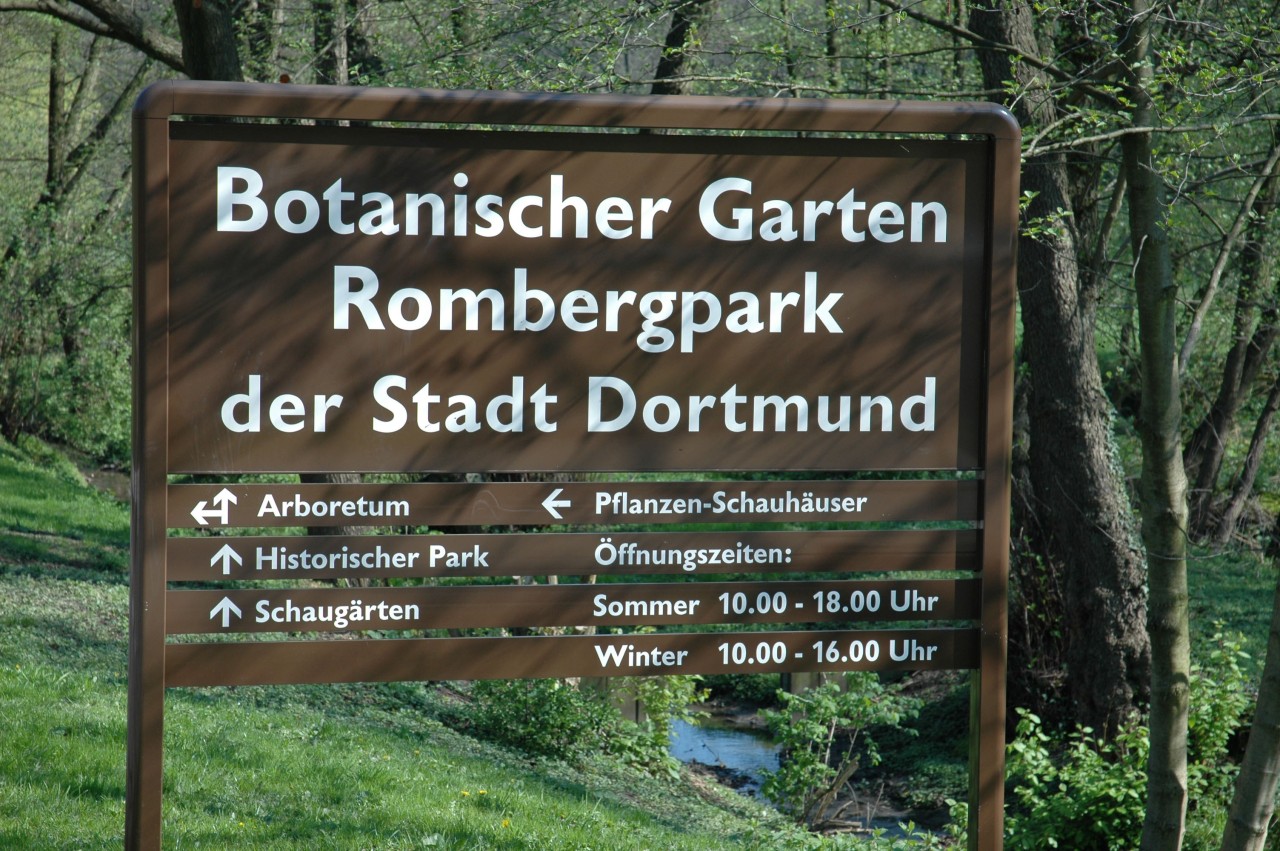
[128,82,1017,850]
[165,127,987,473]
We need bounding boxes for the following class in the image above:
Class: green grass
[0,435,129,576]
[1188,546,1277,677]
[8,431,1280,849]
[0,574,794,849]
[0,437,816,850]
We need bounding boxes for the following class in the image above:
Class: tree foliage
[0,19,143,460]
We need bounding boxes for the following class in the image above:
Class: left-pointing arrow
[211,544,243,576]
[210,597,243,629]
[190,500,217,525]
[542,487,572,520]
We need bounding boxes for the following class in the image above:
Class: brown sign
[166,579,980,634]
[131,83,1018,851]
[166,124,988,474]
[166,528,979,581]
[167,479,979,528]
[164,628,981,687]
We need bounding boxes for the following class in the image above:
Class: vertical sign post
[129,82,1018,849]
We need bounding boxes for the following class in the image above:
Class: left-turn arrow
[191,488,238,526]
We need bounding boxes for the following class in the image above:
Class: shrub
[760,672,921,829]
[603,674,708,777]
[701,672,783,707]
[1004,710,1148,850]
[468,678,618,762]
[1003,628,1252,850]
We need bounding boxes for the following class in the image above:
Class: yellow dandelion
[477,790,487,796]
[460,790,470,797]
[502,819,511,829]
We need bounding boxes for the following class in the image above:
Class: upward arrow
[211,544,243,576]
[209,597,243,629]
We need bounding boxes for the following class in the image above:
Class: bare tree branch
[0,0,185,72]
[1179,141,1280,375]
[1026,116,1280,157]
[874,0,1125,110]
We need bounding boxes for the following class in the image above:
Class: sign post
[128,81,1018,849]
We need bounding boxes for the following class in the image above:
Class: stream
[668,717,780,796]
[669,718,928,838]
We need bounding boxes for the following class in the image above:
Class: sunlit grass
[0,569,795,850]
[0,436,128,574]
[0,436,796,849]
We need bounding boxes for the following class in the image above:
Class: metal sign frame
[128,81,1018,849]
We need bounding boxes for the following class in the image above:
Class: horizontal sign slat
[166,528,979,581]
[164,628,980,685]
[166,579,980,634]
[167,479,979,528]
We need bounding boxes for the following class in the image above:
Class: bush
[760,673,921,829]
[701,672,783,706]
[1004,710,1148,850]
[603,675,708,777]
[1004,628,1252,850]
[466,675,710,777]
[468,678,618,762]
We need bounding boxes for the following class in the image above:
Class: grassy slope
[4,434,1275,849]
[0,438,801,850]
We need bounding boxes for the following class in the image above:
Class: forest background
[4,0,1280,848]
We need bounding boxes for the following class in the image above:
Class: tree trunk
[46,29,67,192]
[1220,568,1280,850]
[650,0,716,95]
[1006,364,1071,716]
[1178,141,1280,377]
[243,0,286,82]
[172,0,243,81]
[970,0,1150,735]
[314,0,350,85]
[1121,3,1191,848]
[1213,376,1280,545]
[0,31,145,442]
[823,0,842,92]
[346,0,384,85]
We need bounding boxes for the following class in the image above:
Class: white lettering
[588,376,937,435]
[217,166,268,232]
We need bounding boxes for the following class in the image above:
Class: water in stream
[669,719,927,839]
[668,718,779,796]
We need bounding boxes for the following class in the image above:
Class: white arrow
[191,488,238,526]
[209,597,242,629]
[542,487,572,520]
[210,544,243,576]
[190,500,218,526]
